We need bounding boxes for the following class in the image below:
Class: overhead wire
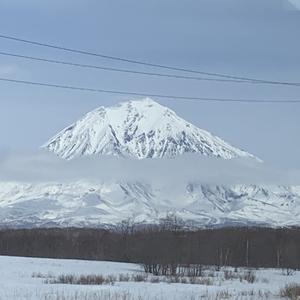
[0,77,299,103]
[0,33,299,87]
[0,51,252,84]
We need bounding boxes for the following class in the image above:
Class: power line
[1,51,299,87]
[0,51,250,84]
[0,33,299,86]
[0,77,299,103]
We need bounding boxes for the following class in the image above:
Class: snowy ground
[0,255,298,300]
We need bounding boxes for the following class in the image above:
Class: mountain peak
[43,98,256,160]
[129,97,157,104]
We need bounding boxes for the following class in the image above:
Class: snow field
[0,255,300,299]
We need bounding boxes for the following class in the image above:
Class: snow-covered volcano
[3,98,299,229]
[43,98,255,160]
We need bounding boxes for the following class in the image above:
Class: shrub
[166,275,181,284]
[216,290,231,299]
[48,274,106,285]
[188,276,212,285]
[280,283,300,300]
[104,275,116,285]
[32,272,54,279]
[282,268,296,276]
[131,274,147,282]
[223,269,256,283]
[243,271,256,284]
[150,276,160,283]
[119,273,130,282]
[224,270,238,280]
[197,277,213,286]
[180,277,188,284]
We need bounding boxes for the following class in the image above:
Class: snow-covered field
[0,255,299,300]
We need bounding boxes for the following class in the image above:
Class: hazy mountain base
[0,181,299,228]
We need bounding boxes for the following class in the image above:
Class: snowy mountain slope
[1,98,298,228]
[43,98,256,160]
[0,181,300,228]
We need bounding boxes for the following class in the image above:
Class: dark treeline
[1,221,300,271]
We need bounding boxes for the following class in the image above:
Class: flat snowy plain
[0,256,299,299]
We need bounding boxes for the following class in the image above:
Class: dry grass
[44,272,216,287]
[223,269,256,283]
[215,290,232,299]
[280,283,300,299]
[32,271,54,279]
[46,274,110,285]
[188,276,213,285]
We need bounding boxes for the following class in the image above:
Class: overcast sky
[0,0,299,168]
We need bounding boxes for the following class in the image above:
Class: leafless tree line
[1,218,300,270]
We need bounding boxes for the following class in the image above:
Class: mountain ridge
[0,181,299,228]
